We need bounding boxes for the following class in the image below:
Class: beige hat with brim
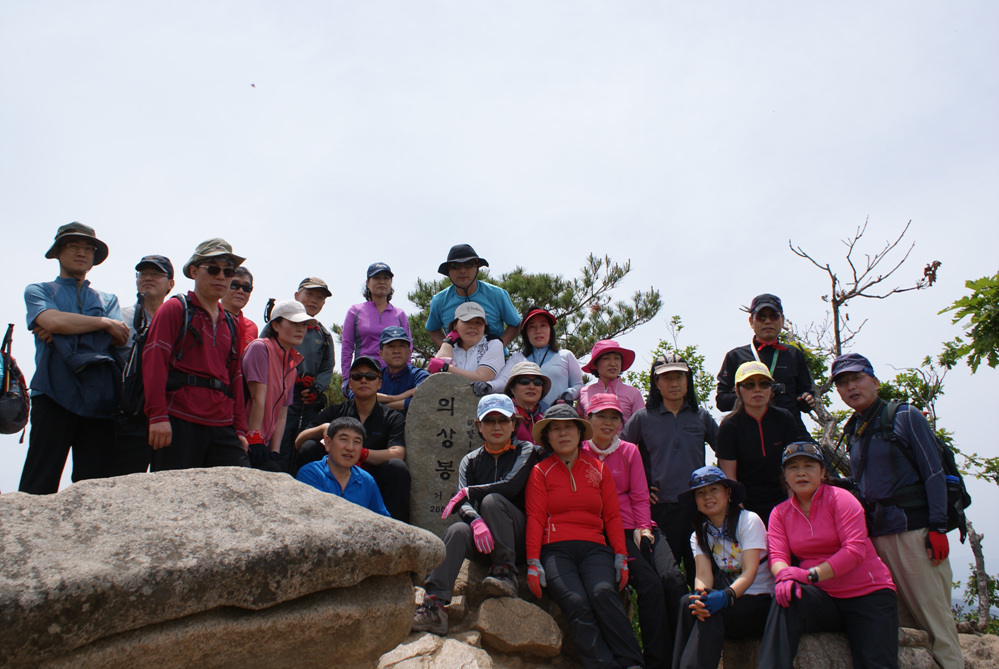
[182,238,245,279]
[503,361,552,398]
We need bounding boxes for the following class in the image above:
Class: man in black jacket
[715,293,815,432]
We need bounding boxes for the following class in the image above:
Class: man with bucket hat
[425,244,521,348]
[19,222,128,493]
[142,238,250,471]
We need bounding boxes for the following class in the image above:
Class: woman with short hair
[340,262,411,385]
[759,442,898,668]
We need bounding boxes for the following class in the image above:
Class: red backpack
[1,324,30,440]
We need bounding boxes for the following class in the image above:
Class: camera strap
[750,339,779,377]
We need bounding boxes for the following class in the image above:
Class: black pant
[673,592,771,669]
[757,585,898,669]
[109,413,152,476]
[149,416,250,471]
[542,540,643,669]
[369,458,411,523]
[425,494,526,603]
[626,528,688,669]
[652,501,696,588]
[19,394,115,494]
[278,401,320,474]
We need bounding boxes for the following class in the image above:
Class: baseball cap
[477,394,516,421]
[136,255,174,279]
[830,353,876,381]
[379,326,411,347]
[269,299,317,324]
[454,302,487,322]
[653,353,689,376]
[734,361,774,385]
[298,277,332,297]
[748,294,784,315]
[366,262,394,278]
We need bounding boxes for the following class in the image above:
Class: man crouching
[413,394,542,635]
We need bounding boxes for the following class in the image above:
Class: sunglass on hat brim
[781,441,824,463]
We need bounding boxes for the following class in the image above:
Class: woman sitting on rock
[525,404,643,669]
[672,466,773,669]
[758,442,898,668]
[413,394,541,636]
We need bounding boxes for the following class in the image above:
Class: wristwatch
[807,567,819,584]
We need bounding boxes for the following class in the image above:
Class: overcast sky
[2,2,996,581]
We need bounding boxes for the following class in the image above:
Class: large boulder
[0,467,444,668]
[723,627,936,668]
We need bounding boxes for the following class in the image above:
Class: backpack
[119,294,239,418]
[0,324,30,439]
[848,400,971,543]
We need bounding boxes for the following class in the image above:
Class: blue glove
[701,589,730,615]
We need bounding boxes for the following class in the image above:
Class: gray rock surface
[474,597,562,658]
[0,467,443,668]
[405,374,482,538]
[723,627,938,668]
[960,632,999,669]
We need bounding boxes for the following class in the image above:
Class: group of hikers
[17,223,963,668]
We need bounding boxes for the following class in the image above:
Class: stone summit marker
[405,373,481,538]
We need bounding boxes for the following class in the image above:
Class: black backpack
[0,324,30,439]
[849,400,972,543]
[120,294,239,418]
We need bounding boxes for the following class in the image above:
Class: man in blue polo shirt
[425,244,521,348]
[376,326,429,412]
[296,416,390,516]
[20,222,129,493]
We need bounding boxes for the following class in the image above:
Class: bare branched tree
[787,219,941,466]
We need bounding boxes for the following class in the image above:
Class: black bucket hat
[45,222,109,265]
[437,244,489,276]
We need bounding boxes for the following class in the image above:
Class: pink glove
[441,488,468,519]
[776,566,810,584]
[428,357,451,374]
[444,330,460,346]
[775,580,801,608]
[471,518,494,554]
[927,530,950,560]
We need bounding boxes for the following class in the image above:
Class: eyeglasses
[136,270,167,280]
[350,372,380,381]
[481,416,512,425]
[738,380,773,390]
[64,242,97,254]
[448,260,478,271]
[514,377,545,387]
[229,281,253,293]
[199,264,236,278]
[833,372,868,388]
[689,472,724,488]
[783,441,822,458]
[754,311,782,322]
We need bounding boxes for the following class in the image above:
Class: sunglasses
[514,377,545,387]
[199,264,236,278]
[229,281,253,293]
[782,442,823,459]
[481,416,513,425]
[738,380,773,390]
[689,472,725,488]
[350,372,380,381]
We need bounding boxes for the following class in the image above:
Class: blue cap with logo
[367,262,394,278]
[379,326,411,347]
[830,352,875,381]
[477,394,515,421]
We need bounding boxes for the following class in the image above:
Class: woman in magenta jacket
[759,441,898,669]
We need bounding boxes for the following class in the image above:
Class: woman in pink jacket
[577,340,644,420]
[581,394,686,669]
[759,441,898,669]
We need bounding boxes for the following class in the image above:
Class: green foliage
[940,272,999,372]
[323,372,347,406]
[954,565,999,635]
[406,254,662,364]
[622,315,714,410]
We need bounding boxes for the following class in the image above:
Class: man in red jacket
[142,238,250,470]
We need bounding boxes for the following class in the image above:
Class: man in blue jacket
[20,222,128,493]
[834,352,963,669]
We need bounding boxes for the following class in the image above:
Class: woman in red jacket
[525,404,643,669]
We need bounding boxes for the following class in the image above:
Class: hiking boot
[481,564,518,598]
[412,597,448,635]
